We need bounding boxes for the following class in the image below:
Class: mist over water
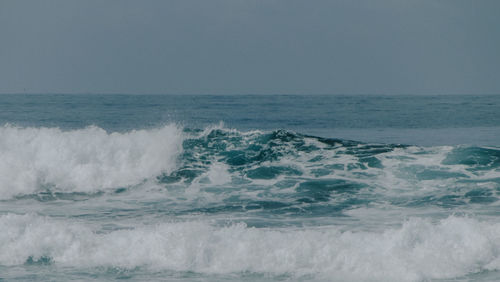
[1,95,500,281]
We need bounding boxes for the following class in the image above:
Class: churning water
[1,94,500,281]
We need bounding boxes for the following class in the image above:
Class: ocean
[1,94,500,281]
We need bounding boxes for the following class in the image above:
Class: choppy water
[1,94,500,281]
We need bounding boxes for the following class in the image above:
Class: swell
[1,213,500,281]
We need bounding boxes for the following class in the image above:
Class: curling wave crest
[0,124,183,198]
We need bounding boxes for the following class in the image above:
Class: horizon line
[1,92,499,96]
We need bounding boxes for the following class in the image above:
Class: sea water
[0,94,500,281]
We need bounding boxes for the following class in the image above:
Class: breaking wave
[1,213,500,281]
[1,124,500,281]
[0,124,183,198]
[1,124,500,209]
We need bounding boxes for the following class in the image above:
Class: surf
[0,124,183,198]
[1,213,499,281]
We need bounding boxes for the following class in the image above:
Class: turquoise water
[1,94,500,281]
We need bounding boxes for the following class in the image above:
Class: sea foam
[0,124,183,198]
[0,214,499,281]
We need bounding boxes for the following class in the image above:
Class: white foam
[1,214,499,281]
[0,124,183,198]
[206,162,232,185]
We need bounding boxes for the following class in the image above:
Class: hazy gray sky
[1,0,499,94]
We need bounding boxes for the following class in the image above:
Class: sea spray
[0,124,183,198]
[0,213,499,281]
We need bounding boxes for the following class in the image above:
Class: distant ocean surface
[1,94,500,281]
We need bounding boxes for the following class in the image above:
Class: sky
[0,0,499,95]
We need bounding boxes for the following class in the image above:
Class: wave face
[1,124,500,281]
